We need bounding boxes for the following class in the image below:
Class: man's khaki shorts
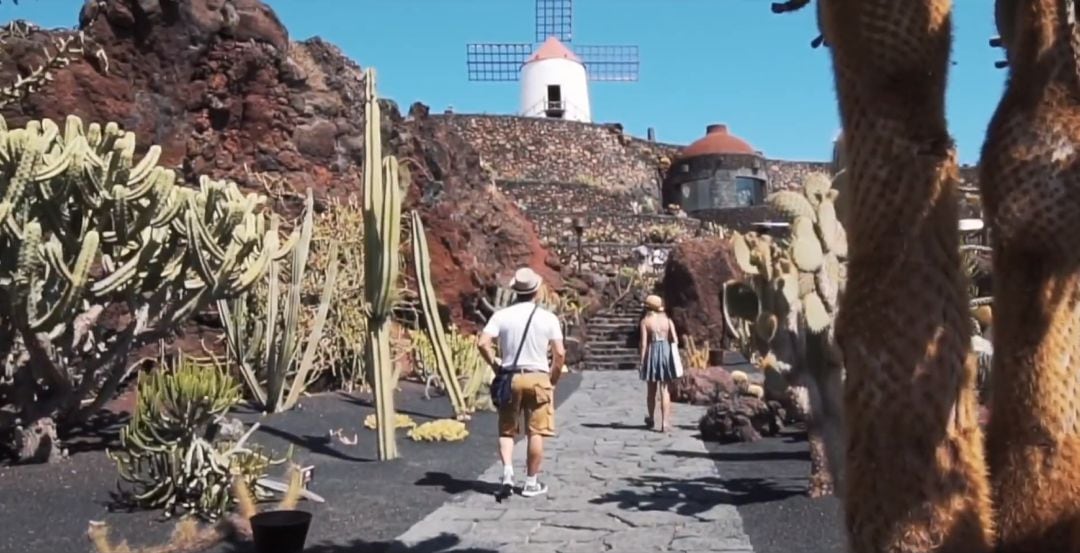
[498,371,556,438]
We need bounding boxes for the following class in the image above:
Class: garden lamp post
[572,217,586,275]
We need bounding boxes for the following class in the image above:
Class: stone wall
[429,114,680,197]
[431,113,836,200]
[496,180,709,276]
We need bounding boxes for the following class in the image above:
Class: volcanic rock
[0,0,561,330]
[659,237,742,348]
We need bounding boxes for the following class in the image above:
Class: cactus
[88,464,313,553]
[107,353,287,520]
[722,171,847,497]
[0,115,278,461]
[410,325,495,411]
[409,210,469,417]
[407,419,469,442]
[362,412,416,430]
[216,189,341,413]
[362,68,405,461]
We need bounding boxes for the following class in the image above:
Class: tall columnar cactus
[0,115,278,462]
[723,172,847,497]
[217,189,341,413]
[409,210,469,417]
[362,68,405,461]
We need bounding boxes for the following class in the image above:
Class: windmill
[465,0,639,123]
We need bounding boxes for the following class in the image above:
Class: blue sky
[0,1,1005,163]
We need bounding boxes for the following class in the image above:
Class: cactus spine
[217,189,341,413]
[362,68,404,461]
[409,210,469,417]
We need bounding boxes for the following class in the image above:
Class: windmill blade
[466,43,532,81]
[536,0,573,42]
[577,45,640,82]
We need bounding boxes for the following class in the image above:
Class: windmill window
[544,85,565,118]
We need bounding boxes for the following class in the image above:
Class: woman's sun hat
[644,294,664,312]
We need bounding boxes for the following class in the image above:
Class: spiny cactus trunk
[823,0,994,551]
[981,1,1080,550]
[362,68,404,461]
[410,210,469,417]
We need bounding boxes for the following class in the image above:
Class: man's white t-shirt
[481,302,563,372]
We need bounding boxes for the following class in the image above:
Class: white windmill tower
[519,37,590,122]
[466,0,639,124]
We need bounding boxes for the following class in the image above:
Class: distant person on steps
[477,267,566,498]
[639,294,679,433]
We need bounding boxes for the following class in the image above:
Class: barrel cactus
[722,171,848,497]
[0,115,280,461]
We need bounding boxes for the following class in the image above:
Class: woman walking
[639,294,680,432]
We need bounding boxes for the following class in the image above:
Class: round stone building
[661,124,769,226]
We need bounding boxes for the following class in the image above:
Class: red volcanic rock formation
[0,0,559,328]
[659,237,742,349]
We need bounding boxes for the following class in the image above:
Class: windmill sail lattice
[465,0,639,82]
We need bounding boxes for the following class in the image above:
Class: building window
[734,176,765,207]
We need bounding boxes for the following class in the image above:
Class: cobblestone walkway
[389,371,755,553]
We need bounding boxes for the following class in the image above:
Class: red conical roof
[680,124,758,157]
[526,36,582,64]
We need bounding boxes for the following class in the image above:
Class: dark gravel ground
[700,427,846,553]
[0,372,582,553]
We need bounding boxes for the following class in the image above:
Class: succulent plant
[407,419,470,442]
[216,189,341,414]
[108,354,286,520]
[722,171,848,495]
[0,115,278,461]
[410,210,469,417]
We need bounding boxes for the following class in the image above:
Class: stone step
[586,322,638,330]
[584,339,635,348]
[586,361,638,370]
[586,351,637,359]
[587,321,638,329]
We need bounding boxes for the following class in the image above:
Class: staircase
[584,306,642,371]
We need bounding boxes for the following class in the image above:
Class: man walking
[477,267,566,498]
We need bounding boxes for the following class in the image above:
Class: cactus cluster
[0,115,279,460]
[362,412,416,430]
[722,171,848,496]
[89,465,312,553]
[108,354,286,520]
[409,325,494,412]
[407,419,469,442]
[725,172,848,352]
[217,189,341,414]
[309,195,369,392]
[477,281,582,330]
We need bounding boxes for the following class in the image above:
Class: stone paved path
[389,371,755,553]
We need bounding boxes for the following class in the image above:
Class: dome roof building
[661,124,769,227]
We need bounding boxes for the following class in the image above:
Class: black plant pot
[250,510,313,553]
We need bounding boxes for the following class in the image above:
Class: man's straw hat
[510,267,543,294]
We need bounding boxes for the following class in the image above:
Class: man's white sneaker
[520,481,548,498]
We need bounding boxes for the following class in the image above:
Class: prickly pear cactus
[725,172,848,353]
[0,115,280,461]
[722,171,848,497]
